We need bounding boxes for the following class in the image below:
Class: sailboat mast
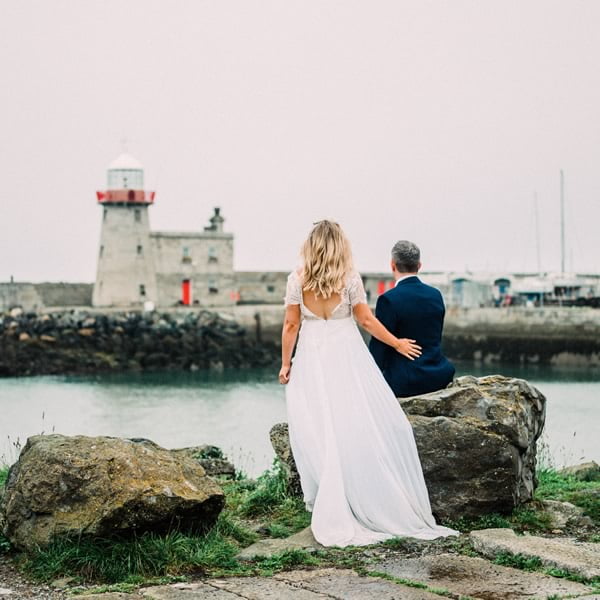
[534,191,541,274]
[560,169,565,274]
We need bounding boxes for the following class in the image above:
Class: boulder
[269,375,546,520]
[236,526,322,560]
[559,461,600,482]
[269,423,302,496]
[0,434,224,551]
[170,445,236,478]
[540,499,590,530]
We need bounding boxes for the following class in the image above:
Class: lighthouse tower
[92,153,158,307]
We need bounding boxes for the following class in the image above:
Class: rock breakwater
[0,310,280,377]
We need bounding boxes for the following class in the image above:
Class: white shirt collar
[395,274,417,286]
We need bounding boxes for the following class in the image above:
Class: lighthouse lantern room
[96,153,155,205]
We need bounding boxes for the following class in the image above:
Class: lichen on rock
[0,434,225,551]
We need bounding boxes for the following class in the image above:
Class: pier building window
[134,209,141,222]
[267,285,275,293]
[137,245,143,255]
[208,279,219,295]
[103,208,107,221]
[99,245,104,257]
[182,246,192,264]
[208,246,218,263]
[139,284,146,297]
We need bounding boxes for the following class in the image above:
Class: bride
[279,220,458,547]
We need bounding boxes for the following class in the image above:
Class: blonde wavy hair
[300,220,354,299]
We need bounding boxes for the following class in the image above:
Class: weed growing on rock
[493,552,600,588]
[443,513,511,533]
[252,549,319,575]
[493,551,543,571]
[366,570,457,598]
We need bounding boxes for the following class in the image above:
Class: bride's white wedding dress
[285,271,458,547]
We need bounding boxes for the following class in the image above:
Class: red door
[182,279,191,305]
[377,280,385,295]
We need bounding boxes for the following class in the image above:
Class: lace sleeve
[284,272,302,305]
[347,272,368,306]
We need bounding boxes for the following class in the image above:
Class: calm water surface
[1,363,598,476]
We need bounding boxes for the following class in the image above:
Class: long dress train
[284,270,458,547]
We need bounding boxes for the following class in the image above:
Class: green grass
[2,463,598,586]
[509,507,554,532]
[223,462,311,537]
[0,464,11,554]
[443,513,512,533]
[23,521,240,583]
[443,468,599,536]
[535,468,600,523]
[493,551,600,587]
[0,464,9,487]
[366,570,464,598]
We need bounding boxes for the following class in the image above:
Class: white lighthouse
[92,153,158,307]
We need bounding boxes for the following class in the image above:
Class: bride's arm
[353,303,421,360]
[279,304,301,384]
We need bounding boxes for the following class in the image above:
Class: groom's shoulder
[393,278,443,299]
[419,279,443,294]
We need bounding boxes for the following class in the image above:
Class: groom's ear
[417,261,422,272]
[390,259,397,274]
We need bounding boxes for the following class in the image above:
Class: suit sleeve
[368,294,396,371]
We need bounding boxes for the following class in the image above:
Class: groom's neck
[393,271,418,281]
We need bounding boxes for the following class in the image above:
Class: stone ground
[0,555,67,599]
[0,529,599,600]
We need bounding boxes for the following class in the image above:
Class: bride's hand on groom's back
[395,339,422,361]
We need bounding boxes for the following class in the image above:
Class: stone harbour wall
[0,309,279,377]
[231,305,600,367]
[1,304,600,377]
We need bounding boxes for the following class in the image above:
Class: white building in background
[92,153,235,308]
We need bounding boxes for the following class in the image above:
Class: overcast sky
[1,1,599,282]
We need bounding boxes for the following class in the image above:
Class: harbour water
[1,363,598,477]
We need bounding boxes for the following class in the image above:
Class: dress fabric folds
[284,271,458,547]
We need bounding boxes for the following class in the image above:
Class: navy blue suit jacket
[369,276,455,397]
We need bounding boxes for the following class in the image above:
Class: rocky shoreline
[0,309,279,377]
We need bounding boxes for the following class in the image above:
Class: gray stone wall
[0,283,44,313]
[35,283,93,307]
[0,283,93,312]
[236,271,288,304]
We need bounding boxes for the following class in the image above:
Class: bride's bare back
[302,289,342,320]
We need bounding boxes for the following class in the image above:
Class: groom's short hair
[392,240,420,273]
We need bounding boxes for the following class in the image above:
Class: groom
[369,240,455,397]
